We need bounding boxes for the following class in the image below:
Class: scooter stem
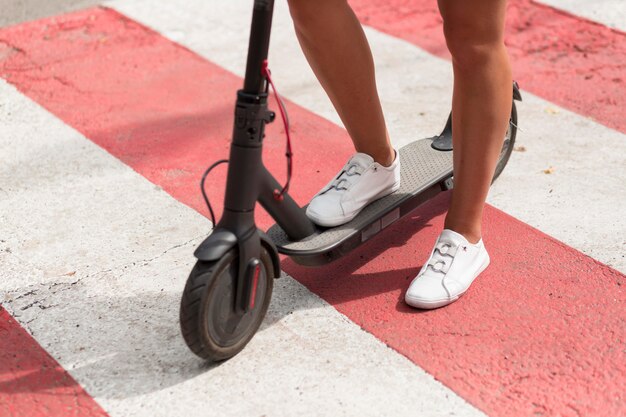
[243,0,275,94]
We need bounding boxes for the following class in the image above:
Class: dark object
[179,0,520,361]
[432,81,522,153]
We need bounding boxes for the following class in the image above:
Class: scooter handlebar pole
[243,0,275,94]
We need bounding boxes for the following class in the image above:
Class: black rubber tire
[492,101,518,182]
[179,246,274,361]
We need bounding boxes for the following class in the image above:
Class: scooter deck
[266,138,453,266]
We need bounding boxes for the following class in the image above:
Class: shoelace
[426,241,465,297]
[320,162,363,194]
[427,242,457,274]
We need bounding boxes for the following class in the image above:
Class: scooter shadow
[0,289,220,400]
[0,195,449,401]
[265,191,452,328]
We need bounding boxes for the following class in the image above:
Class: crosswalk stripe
[110,0,626,273]
[538,0,626,32]
[0,10,485,417]
[0,2,624,416]
[0,308,109,417]
[348,0,626,133]
[0,74,485,417]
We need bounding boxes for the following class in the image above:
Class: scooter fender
[194,228,238,261]
[194,228,281,278]
[257,229,281,278]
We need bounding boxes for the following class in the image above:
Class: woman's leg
[405,0,512,309]
[287,0,394,166]
[438,0,513,243]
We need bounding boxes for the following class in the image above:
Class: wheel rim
[205,259,268,348]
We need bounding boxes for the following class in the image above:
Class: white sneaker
[306,150,401,227]
[405,229,490,309]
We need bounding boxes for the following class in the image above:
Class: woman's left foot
[305,150,400,227]
[405,229,490,309]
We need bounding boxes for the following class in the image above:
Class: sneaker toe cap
[306,195,345,224]
[405,276,452,309]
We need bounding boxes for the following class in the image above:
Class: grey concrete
[0,0,104,27]
[539,0,626,32]
[111,0,626,272]
[0,77,485,417]
[1,1,623,415]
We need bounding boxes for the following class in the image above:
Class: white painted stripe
[0,78,486,416]
[109,0,626,273]
[538,0,626,32]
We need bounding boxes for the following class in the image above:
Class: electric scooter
[179,0,522,361]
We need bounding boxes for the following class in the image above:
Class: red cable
[261,60,292,201]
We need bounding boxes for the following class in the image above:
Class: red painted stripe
[0,7,352,227]
[290,193,626,416]
[350,0,626,133]
[0,307,109,417]
[1,7,624,416]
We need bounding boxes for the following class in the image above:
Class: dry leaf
[514,145,527,152]
[542,167,555,174]
[65,271,76,276]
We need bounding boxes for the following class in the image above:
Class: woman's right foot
[405,229,490,309]
[306,150,401,227]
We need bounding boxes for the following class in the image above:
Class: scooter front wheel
[179,247,274,361]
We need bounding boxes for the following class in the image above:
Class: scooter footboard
[267,138,454,266]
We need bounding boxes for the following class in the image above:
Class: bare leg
[438,0,513,243]
[288,0,512,243]
[287,0,394,166]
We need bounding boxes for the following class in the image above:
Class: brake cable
[261,59,293,201]
[200,60,292,225]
